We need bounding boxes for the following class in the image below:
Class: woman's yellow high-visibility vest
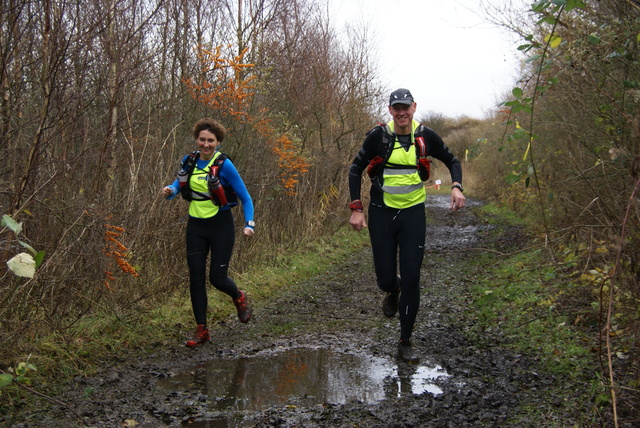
[381,120,426,209]
[188,152,222,218]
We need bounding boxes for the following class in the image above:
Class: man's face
[388,103,416,130]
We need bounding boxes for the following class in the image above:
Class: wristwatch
[451,184,463,192]
[246,221,255,228]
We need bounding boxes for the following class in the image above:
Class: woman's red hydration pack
[178,151,238,207]
[366,123,430,181]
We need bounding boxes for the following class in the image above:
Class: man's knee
[377,276,400,293]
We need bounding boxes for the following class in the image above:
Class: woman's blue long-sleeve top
[166,154,255,224]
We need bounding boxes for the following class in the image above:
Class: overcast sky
[330,0,527,119]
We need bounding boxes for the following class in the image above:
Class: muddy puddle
[157,347,449,415]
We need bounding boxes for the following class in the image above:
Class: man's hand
[350,210,367,231]
[450,187,466,212]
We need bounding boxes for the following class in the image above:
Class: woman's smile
[197,129,220,160]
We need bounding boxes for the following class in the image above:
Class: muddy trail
[12,195,594,427]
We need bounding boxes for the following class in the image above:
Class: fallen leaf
[7,252,36,278]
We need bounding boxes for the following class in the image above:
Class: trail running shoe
[398,339,419,363]
[382,289,400,317]
[233,290,252,323]
[185,324,210,347]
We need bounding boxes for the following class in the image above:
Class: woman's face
[196,129,220,160]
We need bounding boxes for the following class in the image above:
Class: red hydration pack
[415,135,431,181]
[367,123,430,181]
[207,163,228,206]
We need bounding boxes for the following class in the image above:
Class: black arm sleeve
[424,128,463,185]
[348,127,383,202]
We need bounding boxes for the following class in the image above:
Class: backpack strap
[208,152,238,208]
[178,150,200,201]
[367,123,396,178]
[208,153,227,182]
[414,125,427,158]
[180,150,200,177]
[213,152,228,168]
[378,123,396,160]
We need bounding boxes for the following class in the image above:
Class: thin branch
[601,176,640,428]
[526,4,565,259]
[0,369,88,426]
[515,310,595,329]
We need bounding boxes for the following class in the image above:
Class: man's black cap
[389,88,414,106]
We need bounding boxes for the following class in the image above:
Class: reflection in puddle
[157,348,449,412]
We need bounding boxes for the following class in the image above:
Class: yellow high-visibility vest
[381,120,426,209]
[188,152,222,218]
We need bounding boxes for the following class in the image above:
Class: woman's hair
[192,118,226,142]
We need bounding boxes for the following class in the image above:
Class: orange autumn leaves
[103,224,138,289]
[272,135,310,195]
[184,45,309,196]
[184,45,255,123]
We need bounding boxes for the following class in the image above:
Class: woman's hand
[243,226,254,237]
[161,186,173,198]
